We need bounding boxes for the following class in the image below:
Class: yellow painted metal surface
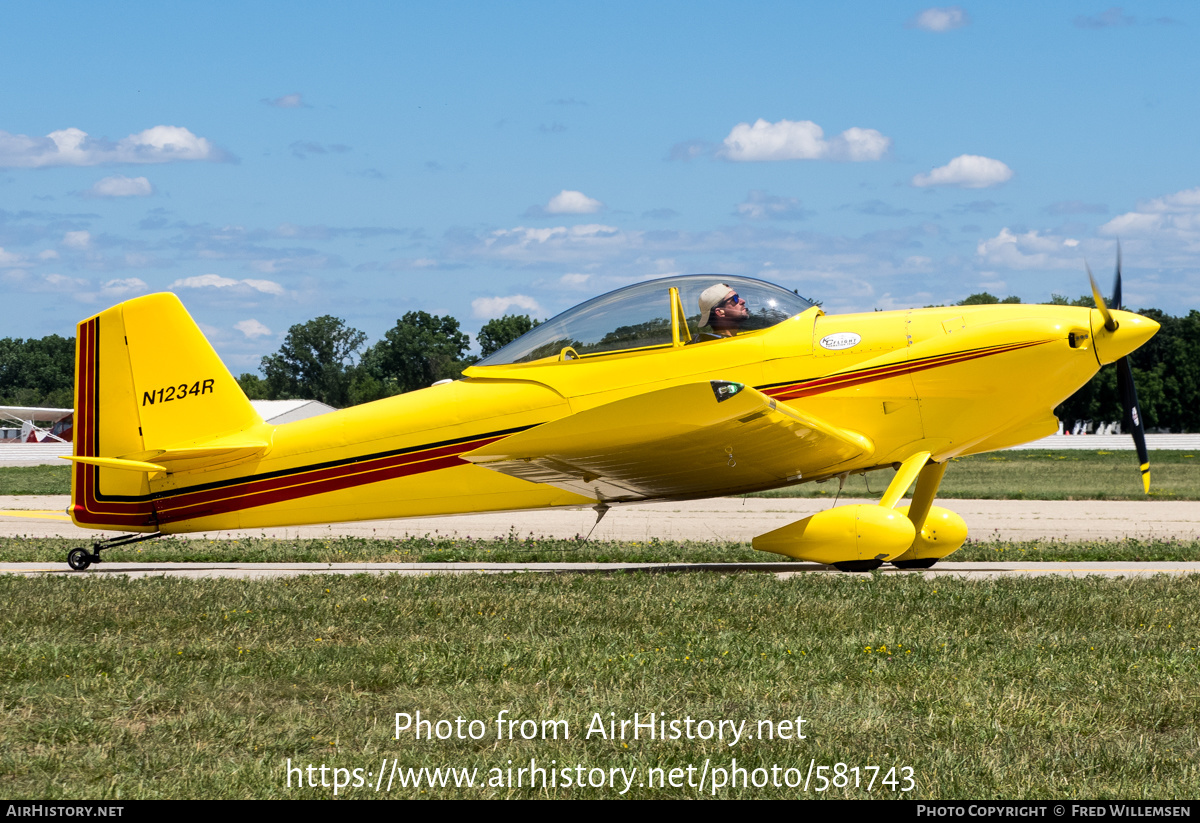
[892,505,970,562]
[67,283,1159,566]
[752,505,917,564]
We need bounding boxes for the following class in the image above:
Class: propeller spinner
[1087,247,1151,493]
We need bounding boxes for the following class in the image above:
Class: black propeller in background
[1087,246,1151,493]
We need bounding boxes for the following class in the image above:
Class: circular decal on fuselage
[819,332,861,351]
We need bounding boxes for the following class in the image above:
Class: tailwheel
[891,558,938,570]
[832,559,883,573]
[67,548,94,571]
[62,531,165,570]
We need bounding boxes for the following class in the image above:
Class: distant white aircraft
[0,406,73,443]
[0,401,333,445]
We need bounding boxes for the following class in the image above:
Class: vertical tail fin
[70,293,268,530]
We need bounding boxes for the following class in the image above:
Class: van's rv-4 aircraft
[63,263,1157,572]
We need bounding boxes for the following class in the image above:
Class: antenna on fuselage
[832,472,848,507]
[582,500,610,543]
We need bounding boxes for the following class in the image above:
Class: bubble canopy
[475,274,817,367]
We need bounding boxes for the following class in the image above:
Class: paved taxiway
[2,495,1197,579]
[3,495,1199,542]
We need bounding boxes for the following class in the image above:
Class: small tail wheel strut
[64,532,164,571]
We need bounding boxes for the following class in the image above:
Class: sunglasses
[717,292,740,307]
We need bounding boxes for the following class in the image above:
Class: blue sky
[1,2,1197,372]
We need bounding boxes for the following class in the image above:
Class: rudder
[70,293,266,530]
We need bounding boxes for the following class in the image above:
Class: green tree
[0,335,75,408]
[957,292,1021,305]
[1047,293,1096,308]
[260,316,367,407]
[358,311,474,399]
[236,373,270,400]
[477,314,541,358]
[1054,307,1200,433]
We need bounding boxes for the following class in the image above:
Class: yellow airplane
[62,266,1157,572]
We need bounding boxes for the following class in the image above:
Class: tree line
[235,312,538,407]
[2,300,1197,432]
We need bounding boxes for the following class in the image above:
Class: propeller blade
[1087,262,1119,332]
[1112,243,1123,311]
[1117,356,1150,493]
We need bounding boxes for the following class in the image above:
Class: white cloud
[471,294,543,319]
[249,256,333,273]
[169,274,286,295]
[913,155,1013,188]
[43,273,90,290]
[38,250,59,260]
[718,119,890,162]
[1,270,146,306]
[123,252,157,267]
[1099,187,1200,246]
[262,93,309,108]
[909,7,970,31]
[0,125,221,168]
[834,127,893,161]
[545,190,603,214]
[0,247,26,267]
[485,224,629,255]
[101,278,148,298]
[235,319,272,338]
[668,140,711,161]
[1128,186,1200,215]
[63,230,91,249]
[1074,7,1136,29]
[240,279,286,295]
[735,190,810,221]
[88,175,154,197]
[559,273,591,287]
[976,228,1083,269]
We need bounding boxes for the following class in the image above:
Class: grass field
[3,450,1197,500]
[3,572,1197,799]
[752,450,1200,501]
[2,533,1199,564]
[0,465,70,495]
[4,454,1197,800]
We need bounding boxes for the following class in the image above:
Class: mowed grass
[2,572,1198,799]
[752,450,1200,500]
[2,533,1199,564]
[0,465,71,495]
[3,451,1199,500]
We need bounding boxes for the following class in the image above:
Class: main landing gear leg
[66,532,165,571]
[891,460,949,570]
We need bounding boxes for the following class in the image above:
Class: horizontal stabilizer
[121,431,270,474]
[62,455,167,474]
[463,380,872,501]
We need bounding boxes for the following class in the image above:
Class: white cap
[698,283,732,328]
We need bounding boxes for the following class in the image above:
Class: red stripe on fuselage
[760,340,1050,401]
[152,434,508,523]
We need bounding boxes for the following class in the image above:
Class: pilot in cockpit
[697,283,749,340]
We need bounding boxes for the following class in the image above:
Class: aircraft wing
[0,406,73,423]
[462,380,873,502]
